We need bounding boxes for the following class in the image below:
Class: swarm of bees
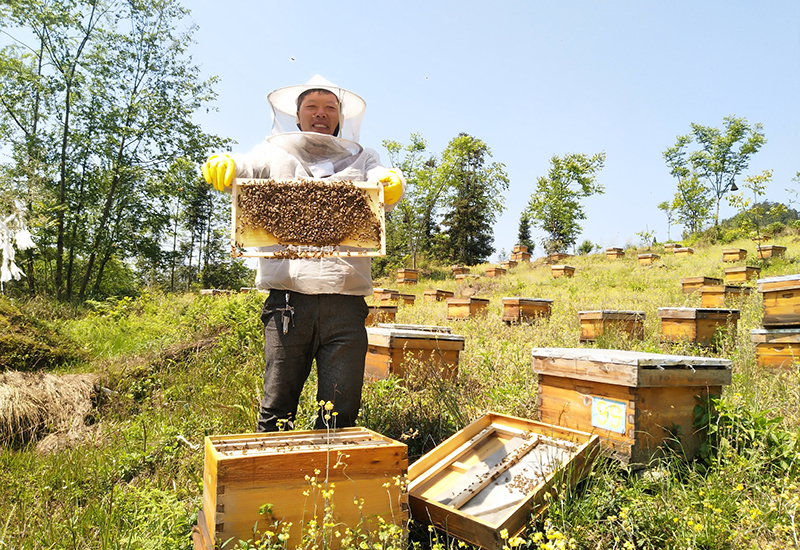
[237,179,382,247]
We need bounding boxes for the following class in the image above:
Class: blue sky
[190,1,800,259]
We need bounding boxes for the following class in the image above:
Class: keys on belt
[275,291,294,335]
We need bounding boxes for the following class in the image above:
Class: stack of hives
[660,276,741,347]
[751,274,800,368]
[510,245,531,262]
[396,268,418,285]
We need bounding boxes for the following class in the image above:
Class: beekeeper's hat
[267,75,367,143]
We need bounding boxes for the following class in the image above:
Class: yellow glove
[202,154,236,192]
[379,169,404,205]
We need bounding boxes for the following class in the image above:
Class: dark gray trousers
[257,291,368,432]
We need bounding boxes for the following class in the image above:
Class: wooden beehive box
[531,347,732,466]
[663,243,678,253]
[723,248,748,262]
[512,245,529,254]
[376,291,416,306]
[451,265,470,276]
[366,304,398,325]
[500,260,518,270]
[758,274,800,327]
[750,328,800,369]
[198,428,407,550]
[699,284,752,308]
[757,244,787,259]
[657,307,740,347]
[230,179,385,258]
[551,264,575,278]
[510,252,531,262]
[423,289,454,302]
[637,253,660,266]
[455,273,480,282]
[446,297,489,319]
[373,287,398,301]
[724,266,761,284]
[577,310,645,342]
[396,268,418,285]
[606,247,624,259]
[674,247,694,257]
[681,276,723,294]
[485,266,506,278]
[408,412,599,550]
[365,326,465,380]
[502,298,553,324]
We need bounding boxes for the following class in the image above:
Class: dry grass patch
[0,371,99,451]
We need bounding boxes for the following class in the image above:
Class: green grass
[3,236,800,549]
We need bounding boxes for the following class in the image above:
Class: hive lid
[750,327,800,343]
[367,326,465,342]
[657,307,740,319]
[502,297,553,304]
[757,274,800,292]
[680,276,723,284]
[578,309,645,318]
[531,347,732,387]
[378,323,451,333]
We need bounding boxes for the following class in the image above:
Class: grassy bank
[2,236,800,549]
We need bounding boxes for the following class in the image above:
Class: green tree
[436,133,509,265]
[527,152,606,254]
[0,0,227,300]
[665,116,766,228]
[657,201,675,241]
[670,173,712,236]
[727,169,784,252]
[382,134,442,270]
[517,211,534,252]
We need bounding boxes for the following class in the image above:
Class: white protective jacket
[231,76,402,296]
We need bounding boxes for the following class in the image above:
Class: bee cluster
[237,179,382,247]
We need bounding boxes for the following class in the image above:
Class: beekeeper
[202,75,404,432]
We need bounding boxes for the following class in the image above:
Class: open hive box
[197,428,408,550]
[408,412,599,550]
[532,348,732,466]
[231,178,385,258]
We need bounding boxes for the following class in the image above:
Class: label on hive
[231,178,385,258]
[591,396,627,434]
